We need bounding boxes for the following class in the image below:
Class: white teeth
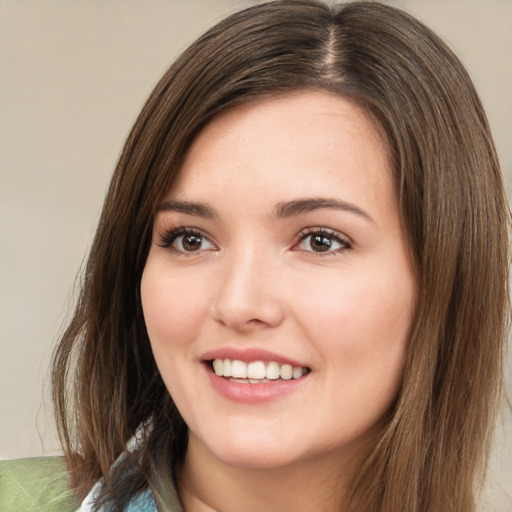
[292,366,303,379]
[247,361,266,379]
[213,359,223,376]
[211,358,307,382]
[266,361,280,380]
[231,360,247,378]
[280,364,293,380]
[223,359,232,377]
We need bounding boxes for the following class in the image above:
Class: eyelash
[157,226,216,254]
[294,227,352,256]
[157,226,352,256]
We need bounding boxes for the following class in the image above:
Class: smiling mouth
[208,358,310,384]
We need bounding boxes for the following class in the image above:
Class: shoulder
[0,456,78,512]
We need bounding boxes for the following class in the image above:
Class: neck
[177,434,365,512]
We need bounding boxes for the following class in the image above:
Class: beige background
[1,1,511,510]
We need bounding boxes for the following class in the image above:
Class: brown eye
[172,232,215,252]
[295,229,351,255]
[181,234,204,251]
[159,227,216,253]
[309,234,333,252]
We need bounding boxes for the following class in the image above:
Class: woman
[47,1,509,511]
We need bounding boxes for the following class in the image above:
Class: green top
[0,456,78,512]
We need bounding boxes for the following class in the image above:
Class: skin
[141,90,416,512]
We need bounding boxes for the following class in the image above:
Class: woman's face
[141,91,416,471]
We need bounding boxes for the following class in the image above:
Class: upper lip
[201,347,308,368]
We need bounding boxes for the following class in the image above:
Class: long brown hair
[52,1,510,511]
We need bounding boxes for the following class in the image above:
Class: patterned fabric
[0,456,78,512]
[125,489,158,512]
[78,482,159,512]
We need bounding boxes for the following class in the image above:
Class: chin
[192,427,306,470]
[214,446,299,470]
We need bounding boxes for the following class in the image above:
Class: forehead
[166,91,394,218]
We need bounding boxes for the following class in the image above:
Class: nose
[211,248,285,332]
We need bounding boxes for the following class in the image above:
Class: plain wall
[1,1,511,510]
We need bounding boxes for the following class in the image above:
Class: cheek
[289,261,414,385]
[295,272,412,342]
[141,264,210,348]
[140,264,208,402]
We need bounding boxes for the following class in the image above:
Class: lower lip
[204,365,308,403]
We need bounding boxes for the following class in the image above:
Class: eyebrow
[157,200,217,218]
[274,198,374,223]
[157,197,373,223]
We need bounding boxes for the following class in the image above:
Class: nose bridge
[211,242,283,330]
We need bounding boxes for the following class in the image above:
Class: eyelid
[156,225,217,252]
[155,224,351,256]
[293,227,352,255]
